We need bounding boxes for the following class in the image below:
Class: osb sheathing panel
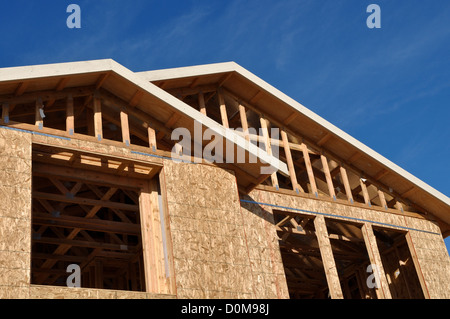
[0,127,32,295]
[163,160,288,299]
[27,285,176,299]
[248,188,450,299]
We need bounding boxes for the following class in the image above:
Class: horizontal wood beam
[33,214,140,235]
[33,191,140,212]
[32,160,152,190]
[34,236,137,251]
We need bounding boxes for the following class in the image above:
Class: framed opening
[274,211,329,299]
[373,227,425,299]
[30,144,168,293]
[324,218,375,299]
[31,170,146,291]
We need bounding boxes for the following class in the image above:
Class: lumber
[120,108,131,146]
[313,215,343,299]
[281,130,302,193]
[361,223,392,299]
[339,166,354,203]
[259,116,279,189]
[378,189,388,210]
[1,103,9,124]
[33,190,139,211]
[198,91,207,116]
[66,94,74,135]
[238,103,249,141]
[35,97,44,130]
[320,154,336,200]
[360,179,371,206]
[301,143,318,197]
[218,91,229,128]
[93,96,103,141]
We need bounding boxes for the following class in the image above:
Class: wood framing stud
[361,223,392,299]
[339,166,354,204]
[302,143,318,197]
[260,116,279,189]
[239,103,250,141]
[66,94,74,135]
[93,96,103,141]
[218,91,229,128]
[321,154,336,200]
[198,91,207,116]
[377,189,388,210]
[1,103,9,124]
[35,97,44,130]
[281,130,302,193]
[148,126,157,152]
[360,179,372,207]
[314,215,344,299]
[120,109,131,146]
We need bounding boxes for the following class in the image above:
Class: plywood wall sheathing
[162,159,289,298]
[0,127,32,298]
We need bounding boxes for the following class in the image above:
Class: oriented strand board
[0,127,32,293]
[163,159,287,298]
[28,285,176,299]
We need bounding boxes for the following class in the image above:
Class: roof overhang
[0,59,288,193]
[139,62,450,230]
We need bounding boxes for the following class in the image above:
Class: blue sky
[0,1,449,253]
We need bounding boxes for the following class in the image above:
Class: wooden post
[260,116,279,189]
[66,94,74,135]
[339,166,354,204]
[395,201,404,213]
[93,96,103,141]
[139,182,157,293]
[120,109,131,146]
[148,126,157,152]
[302,144,318,197]
[361,223,392,299]
[281,130,302,193]
[35,98,44,130]
[198,91,207,116]
[1,103,9,124]
[314,215,344,299]
[138,179,169,294]
[378,189,388,210]
[321,154,336,200]
[217,91,229,128]
[239,104,249,141]
[360,179,371,207]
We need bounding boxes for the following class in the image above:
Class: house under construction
[0,59,449,299]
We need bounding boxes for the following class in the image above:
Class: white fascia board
[137,62,239,82]
[140,62,450,207]
[0,59,116,82]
